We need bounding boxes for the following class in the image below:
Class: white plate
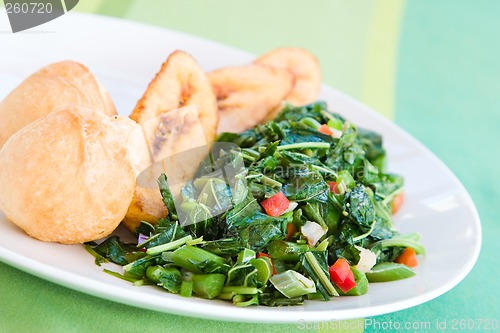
[0,13,481,323]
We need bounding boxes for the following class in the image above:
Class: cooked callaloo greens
[86,102,424,306]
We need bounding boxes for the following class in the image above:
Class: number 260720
[5,2,53,14]
[450,318,498,330]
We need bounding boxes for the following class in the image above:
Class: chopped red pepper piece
[260,191,290,217]
[318,124,334,136]
[329,258,357,293]
[257,252,271,259]
[391,192,405,214]
[329,181,339,194]
[395,247,418,267]
[336,273,356,293]
[286,223,297,240]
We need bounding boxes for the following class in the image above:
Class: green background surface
[1,1,498,332]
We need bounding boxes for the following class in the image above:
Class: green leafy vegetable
[300,251,338,300]
[87,237,139,266]
[86,101,424,307]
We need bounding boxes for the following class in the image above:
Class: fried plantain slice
[139,105,210,194]
[255,47,321,108]
[122,187,167,232]
[130,50,218,144]
[208,64,293,134]
[125,51,218,232]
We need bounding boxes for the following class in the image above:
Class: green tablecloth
[1,1,498,332]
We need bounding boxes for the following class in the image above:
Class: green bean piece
[172,245,227,274]
[180,281,193,298]
[267,240,310,261]
[146,265,164,283]
[365,262,416,282]
[250,257,273,286]
[300,117,322,130]
[327,118,343,130]
[306,292,325,301]
[191,274,226,299]
[146,266,182,293]
[233,294,259,307]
